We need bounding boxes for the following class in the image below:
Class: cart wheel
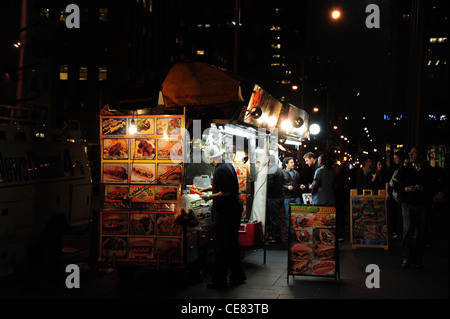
[117,266,135,290]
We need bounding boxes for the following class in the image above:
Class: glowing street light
[310,123,321,135]
[331,9,341,20]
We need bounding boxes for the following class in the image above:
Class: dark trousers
[401,203,428,264]
[387,198,403,236]
[267,197,283,241]
[212,239,245,284]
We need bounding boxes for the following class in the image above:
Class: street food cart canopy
[161,61,244,108]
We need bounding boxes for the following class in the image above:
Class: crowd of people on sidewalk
[266,146,447,269]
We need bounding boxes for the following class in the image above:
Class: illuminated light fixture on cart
[223,124,257,139]
[277,104,310,140]
[129,112,137,135]
[285,139,302,146]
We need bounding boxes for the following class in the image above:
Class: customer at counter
[282,157,301,239]
[196,144,246,289]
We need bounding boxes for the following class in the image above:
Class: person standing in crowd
[300,152,318,192]
[267,155,285,244]
[311,153,337,205]
[356,155,374,192]
[371,160,387,193]
[282,157,301,239]
[386,150,405,239]
[334,162,350,241]
[393,146,440,269]
[198,145,246,288]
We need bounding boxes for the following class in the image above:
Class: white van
[0,117,92,270]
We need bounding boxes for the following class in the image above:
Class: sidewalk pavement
[0,206,448,300]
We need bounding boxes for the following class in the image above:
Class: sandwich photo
[290,243,310,260]
[314,228,335,245]
[157,164,182,184]
[291,260,310,275]
[154,186,178,201]
[312,261,335,275]
[103,164,128,182]
[102,213,127,234]
[313,244,335,260]
[131,164,155,183]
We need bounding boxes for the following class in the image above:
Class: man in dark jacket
[267,155,285,243]
[282,157,301,239]
[393,146,440,269]
[198,145,246,288]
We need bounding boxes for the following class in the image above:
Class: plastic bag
[174,194,199,227]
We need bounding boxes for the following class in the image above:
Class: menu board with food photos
[100,211,182,262]
[99,114,185,263]
[288,205,339,282]
[350,189,389,250]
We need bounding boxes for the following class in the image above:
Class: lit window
[99,8,108,22]
[428,114,437,120]
[273,54,281,58]
[196,50,205,55]
[281,80,291,84]
[429,38,437,43]
[271,44,281,49]
[438,37,447,43]
[270,63,280,67]
[270,26,281,31]
[41,8,50,18]
[60,65,68,80]
[99,66,107,81]
[440,115,448,121]
[428,60,432,65]
[79,66,87,80]
[60,9,68,22]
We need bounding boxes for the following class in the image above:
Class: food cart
[99,110,209,281]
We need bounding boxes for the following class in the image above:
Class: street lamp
[331,9,341,20]
[310,123,321,135]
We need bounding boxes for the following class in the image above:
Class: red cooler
[238,221,263,247]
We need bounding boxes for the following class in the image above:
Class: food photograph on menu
[157,163,183,184]
[289,206,337,277]
[156,238,182,261]
[130,138,156,159]
[101,117,127,136]
[102,213,128,235]
[154,186,178,201]
[128,238,154,259]
[157,139,183,161]
[105,185,130,202]
[351,197,388,246]
[102,138,129,160]
[102,163,129,183]
[102,237,128,259]
[156,117,182,135]
[129,213,155,235]
[156,213,182,236]
[131,117,155,135]
[130,163,156,184]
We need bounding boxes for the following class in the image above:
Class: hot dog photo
[130,163,156,184]
[102,163,129,183]
[312,261,335,276]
